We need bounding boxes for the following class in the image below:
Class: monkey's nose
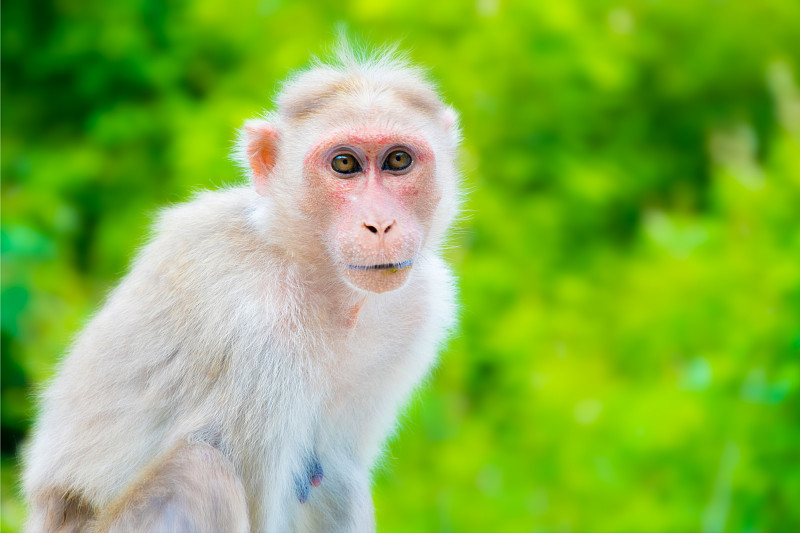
[362,219,395,236]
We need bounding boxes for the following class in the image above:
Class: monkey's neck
[276,245,369,331]
[256,207,375,332]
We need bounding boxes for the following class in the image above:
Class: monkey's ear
[442,106,459,132]
[441,106,461,145]
[242,119,280,196]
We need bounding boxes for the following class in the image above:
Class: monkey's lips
[343,259,414,293]
[345,259,414,272]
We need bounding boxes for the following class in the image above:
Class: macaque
[22,44,462,532]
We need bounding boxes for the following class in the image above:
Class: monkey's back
[22,189,259,499]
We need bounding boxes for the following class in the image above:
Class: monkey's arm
[94,441,249,533]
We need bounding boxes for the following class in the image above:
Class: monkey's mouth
[346,259,414,272]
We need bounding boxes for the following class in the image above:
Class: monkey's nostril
[363,220,396,235]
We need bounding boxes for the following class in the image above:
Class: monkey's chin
[344,260,414,294]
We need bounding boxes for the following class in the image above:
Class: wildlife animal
[22,44,462,532]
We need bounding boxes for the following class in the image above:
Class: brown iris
[383,151,412,171]
[332,154,361,174]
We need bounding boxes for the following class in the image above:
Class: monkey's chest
[253,300,436,531]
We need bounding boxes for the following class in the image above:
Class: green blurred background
[3,0,800,531]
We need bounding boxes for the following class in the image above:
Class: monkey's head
[239,47,461,294]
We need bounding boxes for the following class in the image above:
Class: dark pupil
[388,151,410,169]
[333,155,354,172]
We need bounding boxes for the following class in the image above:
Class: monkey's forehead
[283,85,447,152]
[278,70,446,127]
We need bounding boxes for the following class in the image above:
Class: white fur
[23,45,461,532]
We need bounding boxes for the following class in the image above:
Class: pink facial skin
[302,128,440,294]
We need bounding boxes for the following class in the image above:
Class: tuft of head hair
[275,38,448,124]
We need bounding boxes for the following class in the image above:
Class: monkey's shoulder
[129,187,271,280]
[151,186,264,247]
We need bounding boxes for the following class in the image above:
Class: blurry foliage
[2,0,800,531]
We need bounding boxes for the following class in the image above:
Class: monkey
[21,43,462,533]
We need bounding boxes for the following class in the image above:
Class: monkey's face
[302,129,440,294]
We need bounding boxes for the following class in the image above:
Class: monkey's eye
[331,154,361,175]
[383,151,412,172]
